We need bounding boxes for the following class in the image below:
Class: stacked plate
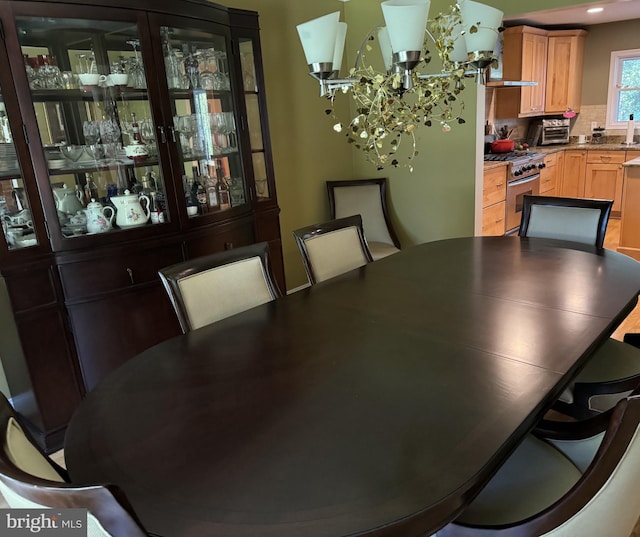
[0,143,18,172]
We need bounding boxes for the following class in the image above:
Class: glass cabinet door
[239,37,272,203]
[15,15,170,238]
[159,24,245,218]
[0,101,39,251]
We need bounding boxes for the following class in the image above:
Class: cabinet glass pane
[17,17,169,236]
[0,104,38,250]
[239,38,270,202]
[161,26,245,216]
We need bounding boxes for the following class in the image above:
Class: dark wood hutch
[0,0,283,451]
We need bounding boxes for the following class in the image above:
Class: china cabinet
[0,0,283,451]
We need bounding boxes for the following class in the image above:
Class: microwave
[527,118,570,146]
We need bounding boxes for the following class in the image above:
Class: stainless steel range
[484,151,546,233]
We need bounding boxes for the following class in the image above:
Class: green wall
[221,0,607,289]
[581,20,640,105]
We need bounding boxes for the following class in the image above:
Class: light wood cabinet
[618,152,640,261]
[540,152,559,195]
[545,30,587,114]
[584,151,626,214]
[495,26,547,118]
[560,150,587,197]
[482,165,507,236]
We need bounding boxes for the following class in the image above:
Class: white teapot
[111,190,150,228]
[84,199,114,234]
[53,184,84,216]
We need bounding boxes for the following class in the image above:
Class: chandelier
[296,0,503,170]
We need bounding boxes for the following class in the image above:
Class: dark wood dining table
[64,236,640,537]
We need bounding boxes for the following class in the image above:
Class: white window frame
[606,48,640,130]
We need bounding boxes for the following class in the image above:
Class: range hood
[486,80,538,87]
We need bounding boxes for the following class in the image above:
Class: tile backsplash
[485,88,633,143]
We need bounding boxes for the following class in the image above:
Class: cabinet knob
[157,126,167,144]
[126,268,134,284]
[224,242,234,250]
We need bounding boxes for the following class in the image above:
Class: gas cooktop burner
[484,151,541,162]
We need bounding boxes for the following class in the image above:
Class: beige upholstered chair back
[293,215,374,284]
[540,397,640,537]
[327,179,401,261]
[519,195,613,248]
[333,184,394,245]
[0,392,147,537]
[177,257,274,330]
[159,242,281,333]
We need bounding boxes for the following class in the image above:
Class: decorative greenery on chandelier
[297,1,503,171]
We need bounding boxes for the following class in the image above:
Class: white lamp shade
[333,22,348,71]
[442,15,468,63]
[377,27,393,71]
[459,0,503,53]
[296,12,340,65]
[380,0,431,54]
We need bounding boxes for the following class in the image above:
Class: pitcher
[111,190,150,228]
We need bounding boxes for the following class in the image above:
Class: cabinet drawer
[482,201,506,236]
[59,243,184,301]
[540,167,556,193]
[543,153,558,167]
[483,166,507,207]
[587,151,626,164]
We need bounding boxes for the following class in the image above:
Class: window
[606,49,640,129]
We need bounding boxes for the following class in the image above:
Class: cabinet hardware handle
[168,126,177,143]
[157,126,167,144]
[224,242,234,250]
[126,268,134,284]
[496,182,504,187]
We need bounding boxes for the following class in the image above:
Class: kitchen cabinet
[545,30,587,114]
[0,0,283,451]
[619,153,640,261]
[540,152,560,195]
[495,26,547,118]
[584,151,626,215]
[482,165,507,236]
[560,150,587,197]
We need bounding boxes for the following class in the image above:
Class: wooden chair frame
[293,215,373,285]
[0,392,149,537]
[443,391,640,536]
[158,242,282,333]
[518,195,613,249]
[326,178,401,249]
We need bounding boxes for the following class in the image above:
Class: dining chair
[158,242,282,333]
[438,390,640,537]
[293,214,374,285]
[517,194,637,419]
[518,194,613,248]
[0,391,148,537]
[326,178,401,261]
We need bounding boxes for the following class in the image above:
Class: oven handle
[509,174,540,187]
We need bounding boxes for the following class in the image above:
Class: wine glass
[83,120,100,145]
[126,40,147,89]
[59,144,85,163]
[139,119,157,157]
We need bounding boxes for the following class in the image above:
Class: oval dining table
[64,236,640,537]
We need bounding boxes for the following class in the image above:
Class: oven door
[506,174,540,232]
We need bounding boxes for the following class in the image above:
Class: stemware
[59,144,85,163]
[220,112,237,149]
[126,40,147,89]
[85,143,106,164]
[212,50,231,91]
[99,119,122,161]
[83,120,100,145]
[182,45,201,90]
[139,119,157,157]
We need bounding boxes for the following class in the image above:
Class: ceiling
[505,0,640,27]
